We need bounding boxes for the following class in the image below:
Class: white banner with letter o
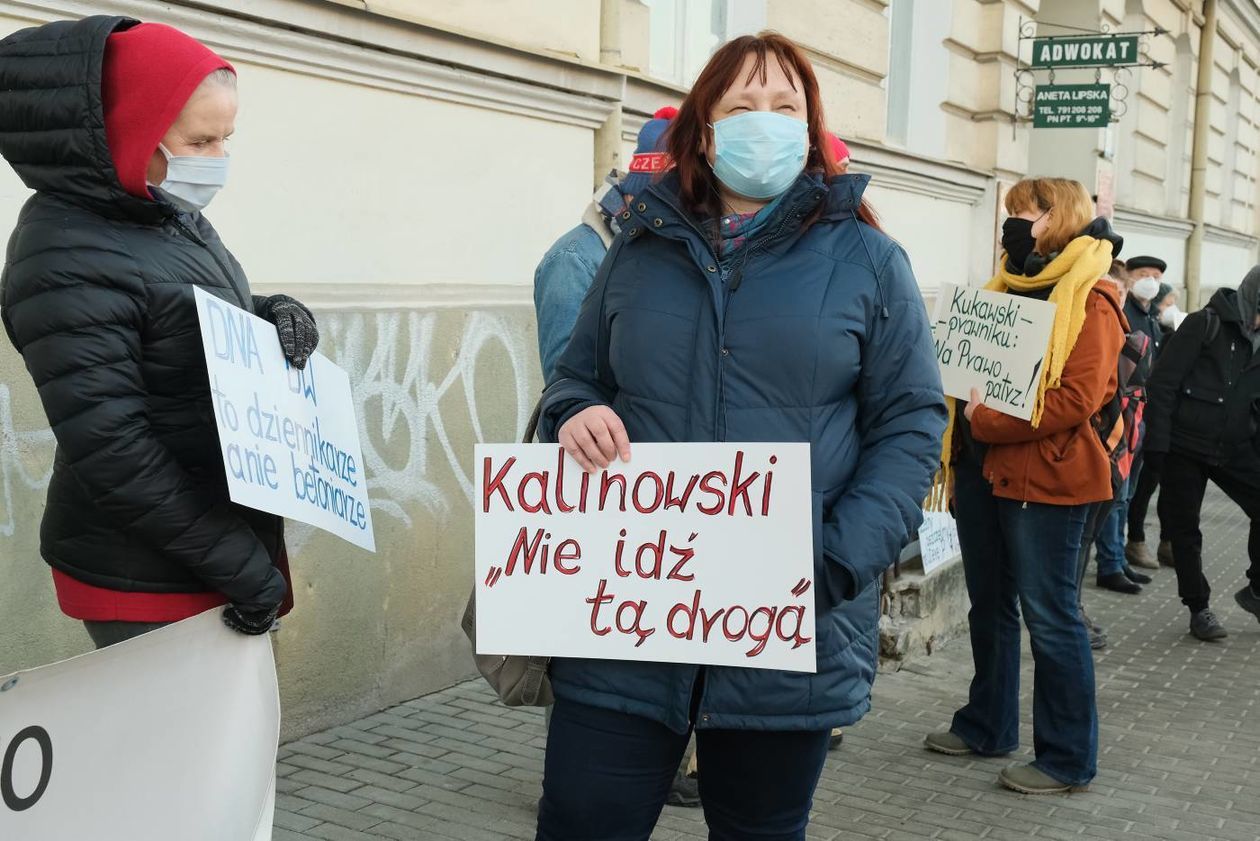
[0,611,278,841]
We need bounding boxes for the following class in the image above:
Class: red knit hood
[103,22,233,198]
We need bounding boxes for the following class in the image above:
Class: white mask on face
[1132,277,1160,301]
[1159,305,1182,328]
[155,143,229,212]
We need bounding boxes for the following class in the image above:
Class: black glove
[223,603,280,636]
[255,294,319,369]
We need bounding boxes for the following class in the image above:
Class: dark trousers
[83,621,168,649]
[950,459,1098,786]
[1127,454,1168,543]
[536,697,830,841]
[1077,499,1114,601]
[1160,452,1260,613]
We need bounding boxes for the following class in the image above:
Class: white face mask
[1131,277,1160,302]
[155,143,229,212]
[1159,305,1182,328]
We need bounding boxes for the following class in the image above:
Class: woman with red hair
[536,32,945,839]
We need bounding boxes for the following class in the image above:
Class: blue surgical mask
[710,112,808,200]
[155,143,229,212]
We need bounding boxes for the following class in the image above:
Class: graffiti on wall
[0,383,55,538]
[322,308,534,523]
[0,307,537,551]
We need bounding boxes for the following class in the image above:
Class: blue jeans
[1093,473,1131,576]
[950,460,1099,786]
[536,697,830,841]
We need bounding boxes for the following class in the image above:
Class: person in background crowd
[0,17,318,647]
[535,32,945,839]
[1097,254,1168,578]
[1075,259,1135,650]
[927,178,1125,795]
[1126,280,1182,571]
[535,106,677,382]
[1144,265,1260,641]
[1124,256,1165,353]
[1107,259,1129,303]
[830,135,851,173]
[1153,283,1185,334]
[533,105,705,810]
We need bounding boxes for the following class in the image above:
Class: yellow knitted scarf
[925,235,1115,511]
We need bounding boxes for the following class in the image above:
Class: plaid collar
[717,207,769,257]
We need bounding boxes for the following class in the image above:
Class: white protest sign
[918,512,961,576]
[931,283,1057,420]
[0,610,278,841]
[475,443,817,672]
[194,287,375,552]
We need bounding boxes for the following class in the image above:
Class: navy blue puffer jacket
[540,172,947,733]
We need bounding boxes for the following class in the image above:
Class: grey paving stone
[298,803,384,833]
[276,488,1260,840]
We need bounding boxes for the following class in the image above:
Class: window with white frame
[642,0,767,87]
[884,0,950,160]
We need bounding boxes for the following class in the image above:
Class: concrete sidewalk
[274,490,1260,840]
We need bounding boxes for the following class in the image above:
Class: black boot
[1122,565,1152,585]
[1097,572,1142,594]
[1189,609,1227,641]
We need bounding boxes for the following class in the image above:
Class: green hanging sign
[1033,84,1111,128]
[1031,35,1139,68]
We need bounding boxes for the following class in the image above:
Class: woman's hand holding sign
[964,387,983,421]
[559,406,632,472]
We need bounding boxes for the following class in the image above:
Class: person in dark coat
[0,17,319,647]
[533,33,945,840]
[1123,255,1166,354]
[1099,255,1165,578]
[1126,281,1182,570]
[1144,265,1260,641]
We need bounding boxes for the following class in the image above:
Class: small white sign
[474,443,817,672]
[932,283,1057,421]
[194,288,375,552]
[0,611,278,841]
[918,512,961,576]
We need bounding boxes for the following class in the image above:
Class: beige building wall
[3,0,1259,739]
[1027,0,1260,293]
[0,0,669,739]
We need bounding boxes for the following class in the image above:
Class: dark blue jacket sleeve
[537,239,624,442]
[820,245,947,602]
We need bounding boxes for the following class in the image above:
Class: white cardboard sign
[194,287,375,552]
[918,512,961,576]
[0,611,278,841]
[932,283,1057,420]
[475,443,817,673]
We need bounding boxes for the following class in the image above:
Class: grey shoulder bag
[460,399,554,707]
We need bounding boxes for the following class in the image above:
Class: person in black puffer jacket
[1144,265,1260,641]
[0,16,319,646]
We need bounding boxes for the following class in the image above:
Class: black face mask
[1001,217,1037,275]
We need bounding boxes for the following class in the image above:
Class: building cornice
[850,142,990,205]
[1221,0,1260,51]
[249,282,535,311]
[1114,206,1196,237]
[1204,222,1259,248]
[3,0,623,129]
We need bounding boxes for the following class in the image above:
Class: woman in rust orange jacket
[924,178,1126,795]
